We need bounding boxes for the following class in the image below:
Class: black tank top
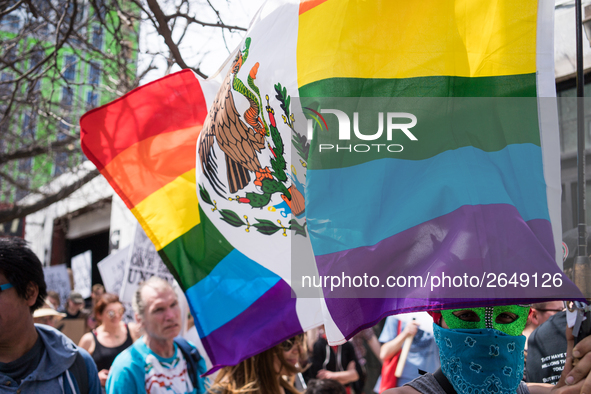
[91,324,133,371]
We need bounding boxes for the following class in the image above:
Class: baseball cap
[69,292,85,304]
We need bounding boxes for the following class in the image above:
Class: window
[63,55,77,81]
[17,159,32,173]
[22,113,36,140]
[0,73,13,97]
[15,184,29,202]
[54,132,69,176]
[62,86,73,106]
[87,91,98,108]
[31,0,51,15]
[557,79,591,155]
[89,62,100,85]
[29,49,43,70]
[92,27,103,49]
[28,78,41,94]
[1,15,20,30]
[0,106,7,136]
[121,41,132,60]
[54,153,68,176]
[70,38,82,48]
[3,43,18,64]
[570,181,591,232]
[65,1,84,26]
[28,51,44,93]
[95,0,108,19]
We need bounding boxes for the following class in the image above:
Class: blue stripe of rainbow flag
[307,143,547,256]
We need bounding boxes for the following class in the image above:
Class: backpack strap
[174,337,202,390]
[322,343,331,370]
[67,351,88,394]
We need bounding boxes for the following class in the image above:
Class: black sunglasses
[281,334,304,351]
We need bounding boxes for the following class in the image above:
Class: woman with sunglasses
[208,334,305,394]
[79,293,141,389]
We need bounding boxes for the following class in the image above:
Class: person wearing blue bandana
[383,305,591,394]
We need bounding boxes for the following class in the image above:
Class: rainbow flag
[297,0,583,339]
[81,0,583,367]
[81,69,322,371]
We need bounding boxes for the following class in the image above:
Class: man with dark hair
[0,237,100,393]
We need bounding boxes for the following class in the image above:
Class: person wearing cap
[0,237,100,393]
[65,291,89,320]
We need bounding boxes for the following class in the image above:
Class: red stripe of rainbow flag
[81,69,302,371]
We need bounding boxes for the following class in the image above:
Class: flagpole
[575,0,591,299]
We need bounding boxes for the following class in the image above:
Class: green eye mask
[441,305,530,336]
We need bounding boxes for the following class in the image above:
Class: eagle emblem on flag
[197,37,306,236]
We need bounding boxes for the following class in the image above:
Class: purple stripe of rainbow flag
[297,0,582,339]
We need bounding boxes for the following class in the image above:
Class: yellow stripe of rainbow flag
[297,0,537,88]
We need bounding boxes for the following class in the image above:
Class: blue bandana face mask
[433,324,525,394]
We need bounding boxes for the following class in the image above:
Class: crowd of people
[1,237,591,394]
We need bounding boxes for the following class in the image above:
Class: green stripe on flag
[159,206,234,290]
[304,95,540,170]
[298,74,536,98]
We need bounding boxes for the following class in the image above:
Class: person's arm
[368,334,381,360]
[77,348,102,394]
[380,321,419,361]
[528,325,591,394]
[317,360,359,385]
[78,332,94,353]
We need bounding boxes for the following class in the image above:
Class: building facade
[0,0,138,204]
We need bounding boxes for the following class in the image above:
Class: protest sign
[97,246,129,295]
[97,246,135,322]
[71,250,92,299]
[119,224,174,303]
[43,264,71,309]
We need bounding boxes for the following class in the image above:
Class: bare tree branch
[0,0,249,222]
[0,135,77,165]
[165,13,246,31]
[0,169,100,223]
[0,0,24,18]
[145,0,207,78]
[0,1,77,86]
[0,169,49,196]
